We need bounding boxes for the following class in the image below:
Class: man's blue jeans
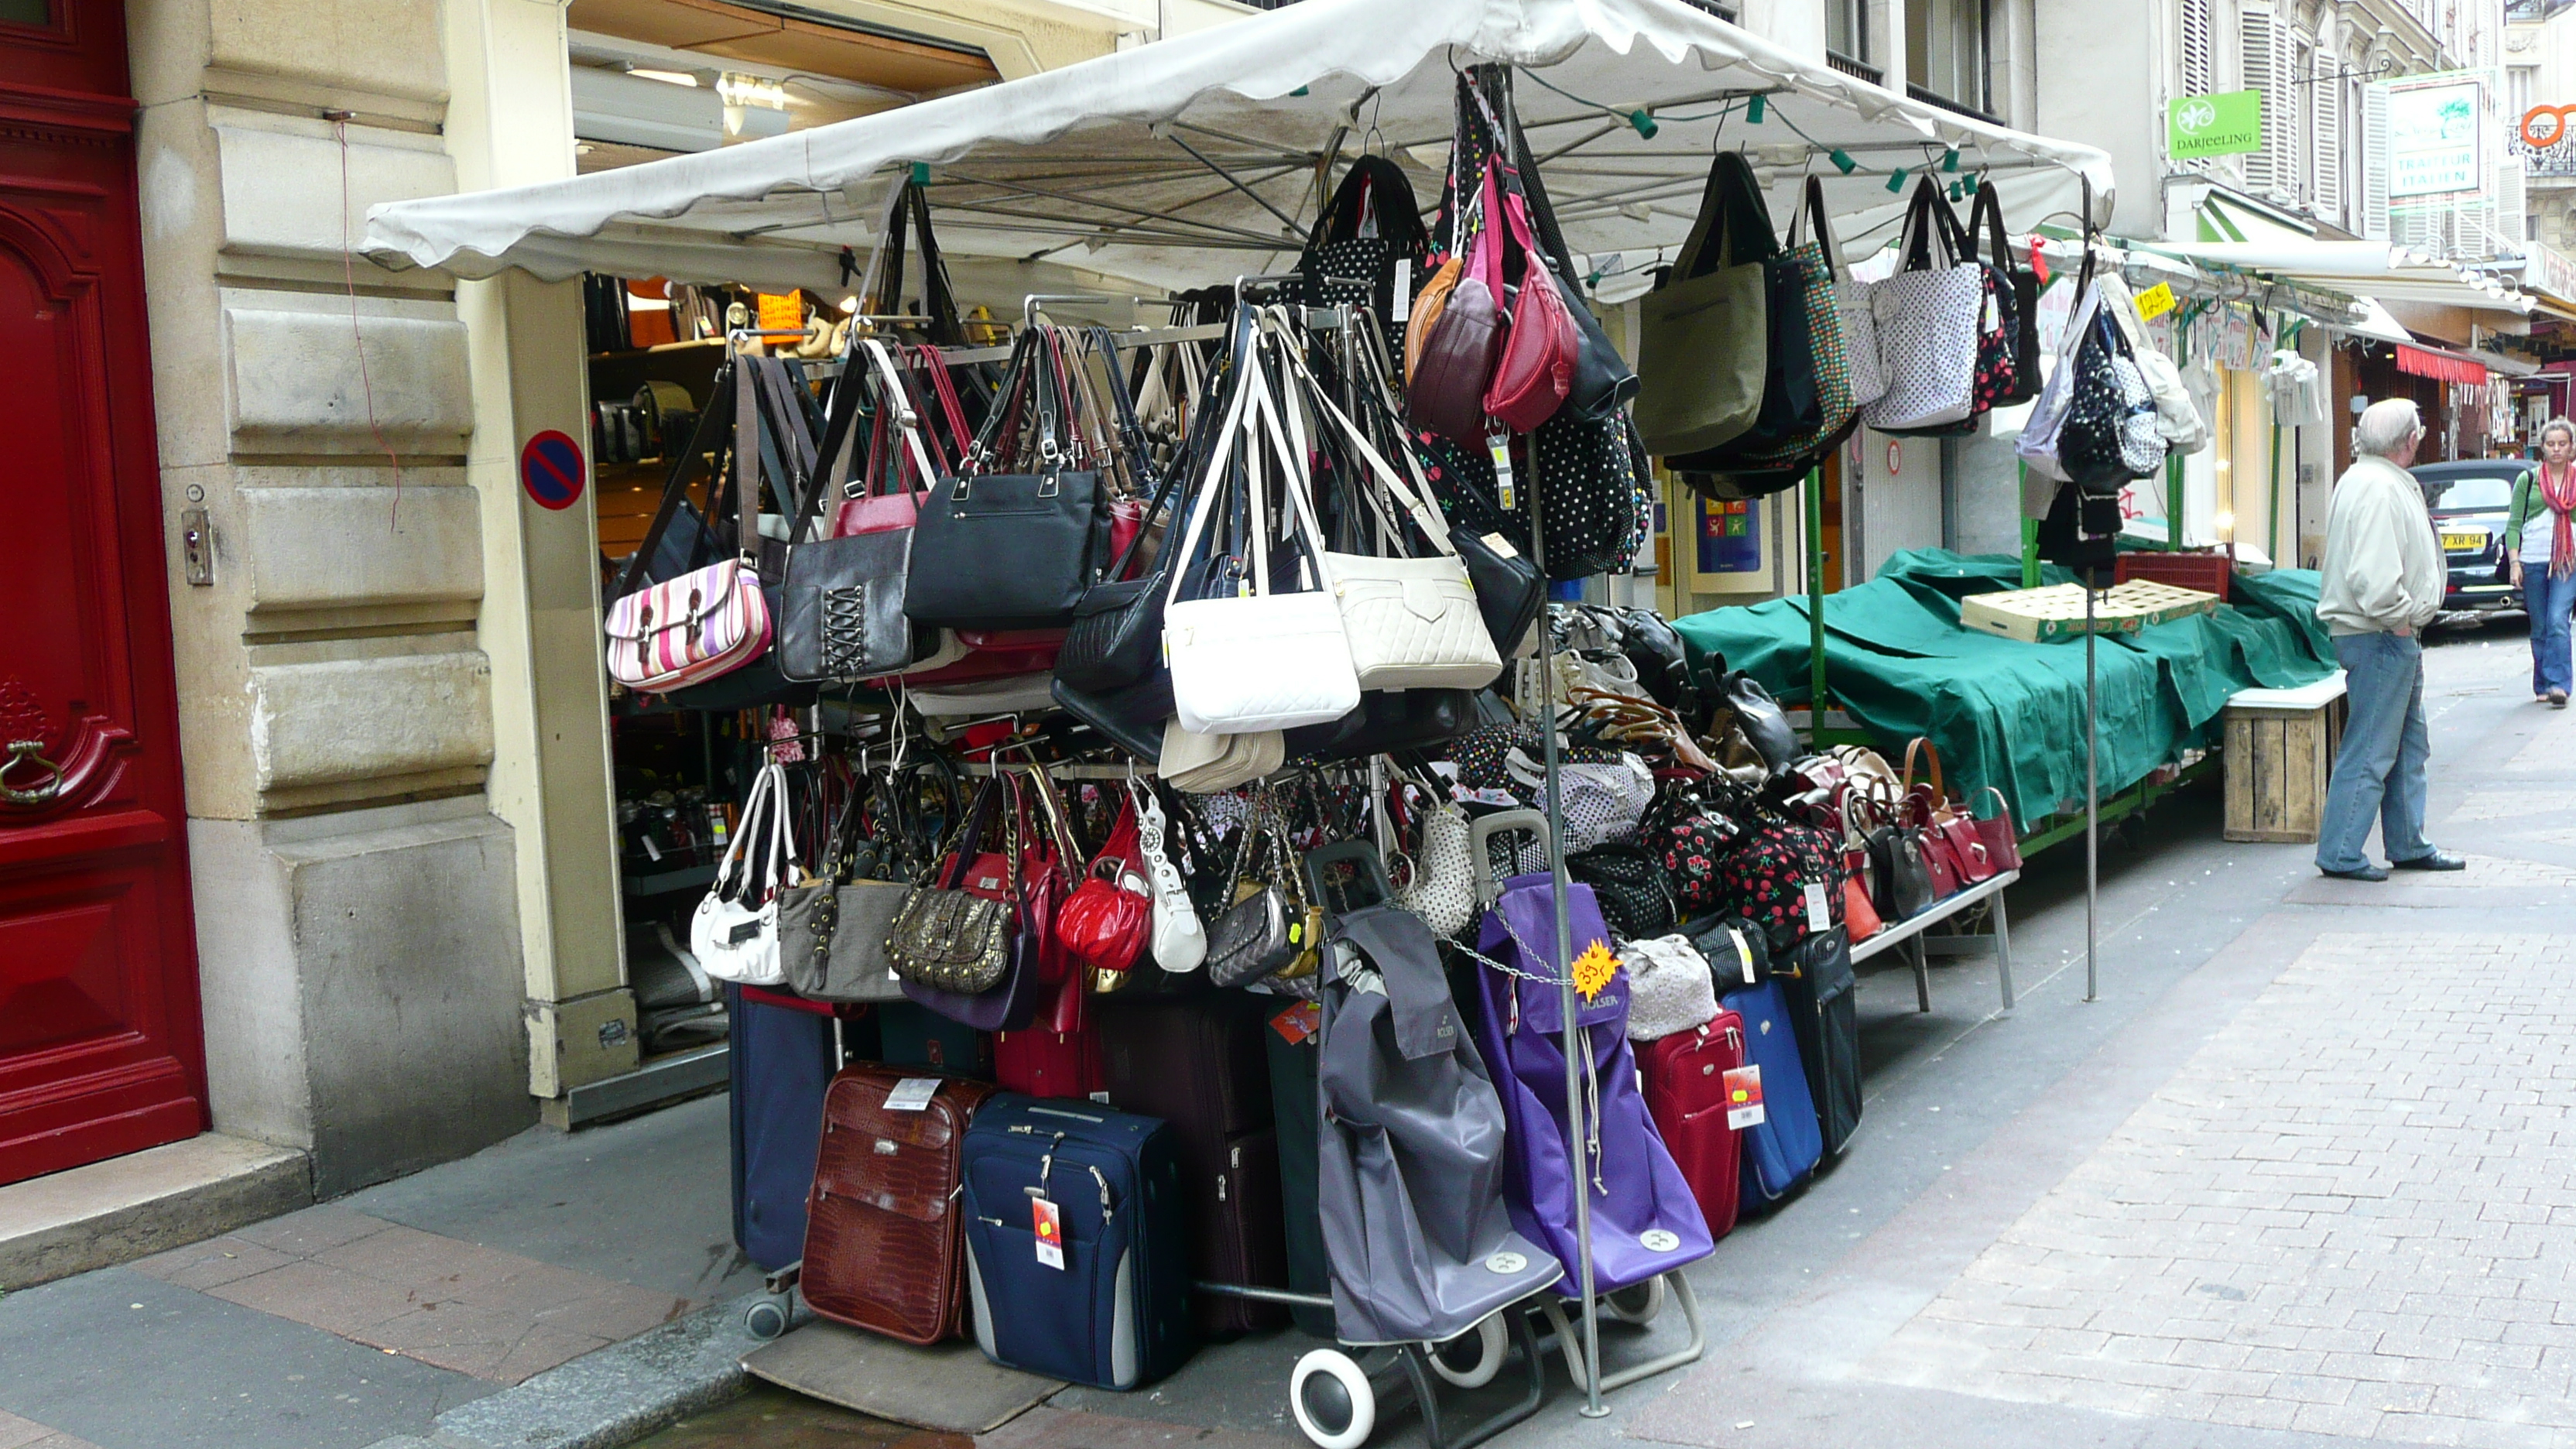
[2526,565,2576,698]
[2316,630,2433,874]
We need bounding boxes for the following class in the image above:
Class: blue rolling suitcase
[960,1093,1194,1389]
[727,985,838,1271]
[1720,978,1823,1209]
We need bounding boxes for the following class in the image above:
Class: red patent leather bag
[1055,800,1152,978]
[1482,170,1581,433]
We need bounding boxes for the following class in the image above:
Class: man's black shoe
[2390,849,2466,872]
[2318,863,2389,882]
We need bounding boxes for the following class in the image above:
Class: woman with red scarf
[2507,416,2576,707]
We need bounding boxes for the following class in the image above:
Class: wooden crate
[1959,581,2221,643]
[2221,673,2349,843]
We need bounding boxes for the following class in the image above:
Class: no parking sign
[520,430,586,511]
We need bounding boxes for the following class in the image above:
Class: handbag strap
[615,360,737,601]
[711,761,769,900]
[1162,309,1274,610]
[1784,175,1848,281]
[1967,180,2013,270]
[1896,176,1963,272]
[1271,320,1458,560]
[858,339,938,495]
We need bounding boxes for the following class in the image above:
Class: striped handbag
[605,359,775,693]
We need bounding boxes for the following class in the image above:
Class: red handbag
[1482,172,1581,433]
[1972,786,2023,873]
[1056,800,1152,978]
[828,341,963,539]
[1841,875,1882,941]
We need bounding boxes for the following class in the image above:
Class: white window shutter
[2362,80,2390,240]
[2499,156,2526,255]
[2313,54,2341,215]
[2240,9,2278,196]
[2181,0,2214,99]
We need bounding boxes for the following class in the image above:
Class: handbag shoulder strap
[1968,180,2012,269]
[1786,175,1848,279]
[731,359,763,558]
[1162,310,1270,610]
[1276,318,1457,560]
[615,361,736,600]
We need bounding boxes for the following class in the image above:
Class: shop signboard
[2166,91,2263,159]
[2386,77,2485,199]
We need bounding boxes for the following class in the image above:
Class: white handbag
[1399,800,1477,938]
[1269,321,1500,691]
[1836,276,1890,409]
[1132,783,1206,971]
[1163,317,1362,735]
[1862,181,1984,433]
[690,761,796,987]
[1160,719,1286,793]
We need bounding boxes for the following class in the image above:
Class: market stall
[366,3,2129,1444]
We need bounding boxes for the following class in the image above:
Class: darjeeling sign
[2387,79,2484,198]
[2167,90,2264,159]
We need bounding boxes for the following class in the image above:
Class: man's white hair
[2354,398,2424,458]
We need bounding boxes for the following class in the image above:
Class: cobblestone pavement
[1868,930,2576,1444]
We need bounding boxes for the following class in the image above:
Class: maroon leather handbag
[1482,174,1581,433]
[1972,786,2023,873]
[1407,167,1506,444]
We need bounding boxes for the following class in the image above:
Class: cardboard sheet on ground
[741,1321,1060,1433]
[1671,550,2334,831]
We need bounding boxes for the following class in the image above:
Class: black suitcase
[1265,1012,1334,1337]
[1773,927,1861,1156]
[728,985,839,1271]
[1098,994,1290,1335]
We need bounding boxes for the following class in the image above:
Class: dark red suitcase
[1097,994,1289,1334]
[1639,1009,1747,1242]
[802,1065,999,1343]
[995,1026,1102,1098]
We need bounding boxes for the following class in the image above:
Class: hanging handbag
[903,331,1112,630]
[1526,408,1648,581]
[1711,177,1862,478]
[780,343,937,682]
[1204,828,1302,990]
[1967,181,2041,407]
[2058,303,2167,490]
[1861,178,1985,433]
[1973,786,2023,873]
[690,761,796,986]
[886,781,1018,995]
[1296,154,1430,341]
[1934,197,2018,417]
[1051,673,1173,766]
[1130,783,1205,972]
[1283,687,1487,766]
[1479,166,1581,434]
[1160,321,1360,735]
[1635,149,1770,457]
[1158,720,1285,793]
[1482,71,1637,419]
[1409,166,1505,445]
[1661,156,1821,471]
[1055,799,1153,978]
[779,772,923,1005]
[1399,798,1477,938]
[605,365,773,694]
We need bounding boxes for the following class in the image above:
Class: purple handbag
[1473,875,1713,1293]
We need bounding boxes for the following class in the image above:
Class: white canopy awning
[363,0,2115,295]
[2136,242,2537,317]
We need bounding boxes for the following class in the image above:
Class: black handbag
[1865,809,1935,923]
[1053,392,1202,693]
[1718,671,1799,778]
[1967,182,2041,407]
[1567,841,1676,940]
[1283,687,1488,765]
[1465,70,1637,419]
[1660,152,1821,472]
[1296,154,1430,340]
[903,333,1111,630]
[776,349,930,683]
[1049,673,1170,764]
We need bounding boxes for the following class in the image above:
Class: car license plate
[2442,530,2486,551]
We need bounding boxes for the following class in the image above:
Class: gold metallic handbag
[884,781,1018,995]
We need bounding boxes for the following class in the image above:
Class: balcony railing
[1907,81,2003,127]
[1828,50,1884,85]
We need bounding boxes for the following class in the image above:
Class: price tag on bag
[1802,881,1831,934]
[882,1077,941,1112]
[1722,1064,1767,1129]
[1032,1197,1066,1270]
[1488,434,1516,510]
[2134,282,2177,320]
[1270,1000,1321,1045]
[1393,259,1413,321]
[1725,927,1757,985]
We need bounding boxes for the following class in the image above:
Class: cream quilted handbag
[1271,324,1501,691]
[1160,720,1286,793]
[1163,315,1361,735]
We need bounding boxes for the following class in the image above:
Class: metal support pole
[1806,465,1828,745]
[2084,578,2099,1004]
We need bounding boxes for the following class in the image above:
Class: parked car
[2411,459,2526,617]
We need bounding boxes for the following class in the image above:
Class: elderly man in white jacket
[2314,398,2461,880]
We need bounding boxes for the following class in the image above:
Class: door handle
[1,739,62,807]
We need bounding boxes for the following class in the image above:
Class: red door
[0,0,209,1185]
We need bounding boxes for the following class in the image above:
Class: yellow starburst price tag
[1571,940,1619,1002]
[2133,282,2177,321]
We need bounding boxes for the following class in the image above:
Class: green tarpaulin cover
[1670,550,2336,831]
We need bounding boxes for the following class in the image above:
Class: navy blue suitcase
[727,985,838,1271]
[960,1093,1194,1389]
[875,1000,991,1077]
[1720,978,1823,1208]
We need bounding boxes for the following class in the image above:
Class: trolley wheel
[1424,1313,1509,1389]
[1290,1348,1376,1449]
[1603,1276,1665,1327]
[742,1294,792,1341]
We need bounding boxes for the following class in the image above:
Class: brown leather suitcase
[801,1064,998,1344]
[1098,995,1289,1335]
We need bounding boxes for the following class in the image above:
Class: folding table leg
[1911,935,1930,1013]
[1992,885,2016,1012]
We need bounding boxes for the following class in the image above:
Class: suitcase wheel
[743,1293,794,1341]
[1601,1276,1664,1327]
[1290,1348,1375,1449]
[1423,1313,1508,1389]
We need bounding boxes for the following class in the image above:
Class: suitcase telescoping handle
[1300,839,1395,917]
[1469,808,1549,909]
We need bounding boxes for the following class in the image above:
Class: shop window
[1907,0,1992,118]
